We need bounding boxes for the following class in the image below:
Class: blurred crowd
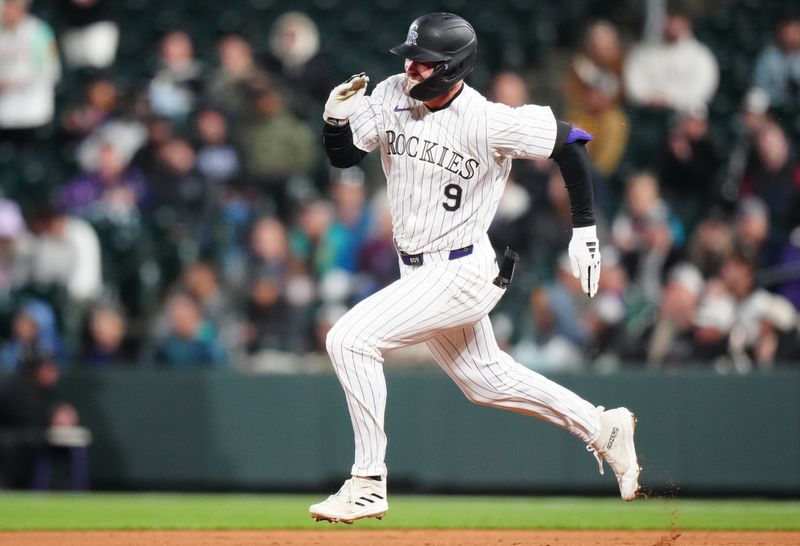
[0,0,799,379]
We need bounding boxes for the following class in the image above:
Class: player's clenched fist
[568,225,601,297]
[324,73,370,125]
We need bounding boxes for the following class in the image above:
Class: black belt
[398,245,474,266]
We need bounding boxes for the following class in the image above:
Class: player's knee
[326,321,380,363]
[325,323,345,358]
[326,321,359,358]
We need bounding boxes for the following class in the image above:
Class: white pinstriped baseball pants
[326,236,601,477]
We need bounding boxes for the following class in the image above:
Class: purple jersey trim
[566,125,593,143]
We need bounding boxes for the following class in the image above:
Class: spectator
[292,167,373,305]
[748,292,800,369]
[181,260,243,357]
[64,77,147,177]
[74,116,148,180]
[192,107,249,275]
[79,303,135,368]
[13,205,102,304]
[611,171,683,255]
[148,137,210,215]
[625,263,705,369]
[0,349,81,489]
[621,202,685,306]
[182,260,232,317]
[288,198,334,279]
[0,299,67,372]
[739,120,800,239]
[152,291,226,368]
[249,216,290,281]
[61,131,151,322]
[489,71,529,108]
[147,31,203,123]
[205,34,269,121]
[0,0,61,146]
[131,115,175,182]
[243,270,300,356]
[60,76,121,143]
[719,88,772,206]
[193,108,242,188]
[59,141,149,222]
[733,196,781,269]
[623,4,718,112]
[564,20,629,176]
[690,288,736,366]
[58,0,118,70]
[686,209,735,279]
[713,252,777,371]
[235,83,317,217]
[144,137,214,284]
[327,167,373,274]
[246,216,314,355]
[264,11,331,119]
[752,9,800,110]
[657,105,721,231]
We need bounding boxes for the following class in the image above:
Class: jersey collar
[425,83,465,112]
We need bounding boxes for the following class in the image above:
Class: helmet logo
[407,23,418,45]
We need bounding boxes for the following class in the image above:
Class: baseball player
[310,12,641,524]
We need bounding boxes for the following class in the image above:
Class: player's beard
[404,59,424,97]
[403,76,417,96]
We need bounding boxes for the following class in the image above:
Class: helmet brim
[390,42,450,63]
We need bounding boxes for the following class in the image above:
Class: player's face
[404,59,438,88]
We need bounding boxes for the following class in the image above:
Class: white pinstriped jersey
[349,73,558,254]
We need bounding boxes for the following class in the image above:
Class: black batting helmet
[390,13,477,101]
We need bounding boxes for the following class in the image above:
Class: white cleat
[309,475,388,524]
[588,406,642,501]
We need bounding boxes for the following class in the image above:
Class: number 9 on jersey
[443,183,463,211]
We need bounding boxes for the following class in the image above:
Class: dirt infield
[0,530,798,546]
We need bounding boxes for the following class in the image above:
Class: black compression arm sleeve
[322,122,367,168]
[552,140,596,228]
[551,120,570,157]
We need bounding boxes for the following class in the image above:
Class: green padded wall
[57,368,800,495]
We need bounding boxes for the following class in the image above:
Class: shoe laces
[586,445,605,476]
[331,478,356,502]
[331,476,382,504]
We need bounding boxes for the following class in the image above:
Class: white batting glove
[323,73,369,124]
[568,225,601,297]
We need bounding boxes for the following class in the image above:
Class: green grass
[0,493,799,531]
